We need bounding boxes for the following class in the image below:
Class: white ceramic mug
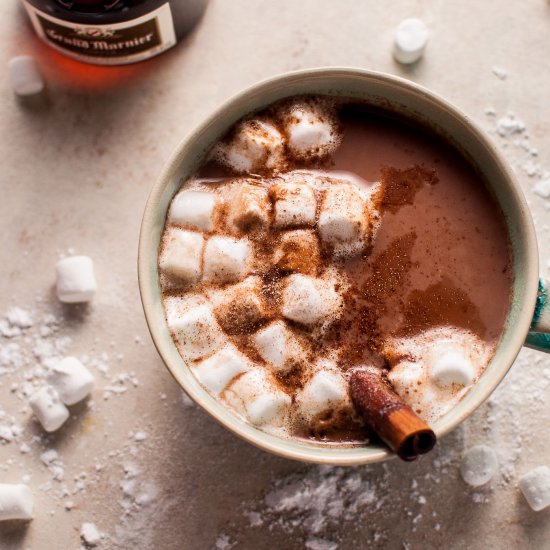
[138,68,550,465]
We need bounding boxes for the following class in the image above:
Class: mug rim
[138,67,539,465]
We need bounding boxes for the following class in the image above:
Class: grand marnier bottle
[21,0,208,65]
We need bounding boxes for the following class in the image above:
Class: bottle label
[21,1,177,65]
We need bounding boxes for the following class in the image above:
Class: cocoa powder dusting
[399,277,486,337]
[381,165,438,213]
[338,233,417,363]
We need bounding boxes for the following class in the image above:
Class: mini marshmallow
[218,120,285,173]
[168,189,219,232]
[274,229,320,275]
[285,104,340,158]
[56,256,97,304]
[193,343,252,395]
[203,236,251,283]
[159,227,204,284]
[229,182,271,231]
[47,356,94,406]
[8,55,44,97]
[271,180,317,228]
[296,366,350,420]
[211,276,269,334]
[29,386,69,432]
[393,18,429,65]
[282,274,343,327]
[81,522,102,546]
[519,466,550,511]
[430,350,476,387]
[253,320,306,371]
[460,445,498,487]
[169,303,225,361]
[318,184,368,257]
[225,368,291,426]
[0,484,33,521]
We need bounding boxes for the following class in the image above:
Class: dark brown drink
[21,0,208,65]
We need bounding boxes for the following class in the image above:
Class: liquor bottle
[21,0,209,65]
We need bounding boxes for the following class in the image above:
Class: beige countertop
[1,1,549,549]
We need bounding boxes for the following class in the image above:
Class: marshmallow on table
[8,55,44,97]
[168,189,219,232]
[460,445,498,487]
[168,302,225,361]
[393,18,429,65]
[217,119,285,174]
[282,273,344,327]
[225,368,291,426]
[211,276,269,333]
[519,466,550,511]
[203,236,252,283]
[193,343,252,395]
[284,103,340,158]
[253,320,307,372]
[159,227,204,285]
[274,229,320,275]
[229,182,271,231]
[47,357,94,406]
[0,484,33,521]
[318,184,369,257]
[29,386,69,432]
[56,256,97,304]
[296,364,350,421]
[271,180,317,228]
[81,522,102,546]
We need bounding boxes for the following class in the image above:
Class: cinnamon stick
[349,368,436,461]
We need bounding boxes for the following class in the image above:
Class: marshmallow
[81,522,102,546]
[56,256,97,304]
[393,18,429,65]
[229,182,271,231]
[211,276,269,334]
[225,368,291,426]
[203,236,251,283]
[318,184,368,257]
[168,189,219,232]
[430,350,475,387]
[193,343,252,395]
[253,320,307,371]
[519,466,550,511]
[168,303,225,361]
[217,120,285,173]
[271,180,317,228]
[460,445,498,487]
[0,484,33,521]
[8,55,44,97]
[159,227,204,284]
[29,386,69,432]
[47,356,94,406]
[384,328,490,422]
[274,229,320,275]
[285,104,340,158]
[282,274,343,327]
[296,366,350,420]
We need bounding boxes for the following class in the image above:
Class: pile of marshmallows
[160,172,373,430]
[0,256,97,523]
[29,256,98,433]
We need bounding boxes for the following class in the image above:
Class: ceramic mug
[138,68,550,465]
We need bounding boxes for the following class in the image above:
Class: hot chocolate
[158,96,512,448]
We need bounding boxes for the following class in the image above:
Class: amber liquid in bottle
[21,0,208,65]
